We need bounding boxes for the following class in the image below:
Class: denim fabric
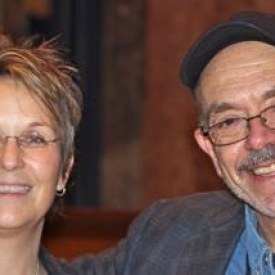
[226,205,275,275]
[246,206,275,275]
[225,229,246,274]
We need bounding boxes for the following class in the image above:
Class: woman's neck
[0,221,43,275]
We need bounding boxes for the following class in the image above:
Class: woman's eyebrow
[27,121,53,128]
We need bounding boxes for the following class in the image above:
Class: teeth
[253,163,275,176]
[0,185,30,194]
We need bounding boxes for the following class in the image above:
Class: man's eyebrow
[262,88,275,100]
[205,102,234,122]
[205,88,275,122]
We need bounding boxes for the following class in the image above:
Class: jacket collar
[177,194,245,275]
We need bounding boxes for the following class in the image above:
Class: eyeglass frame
[0,134,60,150]
[200,104,275,146]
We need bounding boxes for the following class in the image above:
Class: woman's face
[0,78,72,231]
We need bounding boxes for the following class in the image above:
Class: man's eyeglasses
[0,133,60,150]
[201,104,275,146]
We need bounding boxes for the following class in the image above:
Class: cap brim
[181,21,275,90]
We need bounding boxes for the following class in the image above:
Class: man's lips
[246,162,275,176]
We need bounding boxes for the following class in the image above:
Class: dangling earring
[56,187,66,197]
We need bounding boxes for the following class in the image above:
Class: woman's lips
[0,184,31,194]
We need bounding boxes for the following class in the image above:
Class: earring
[56,187,66,197]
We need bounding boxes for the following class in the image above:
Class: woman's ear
[63,155,74,182]
[194,128,222,177]
[57,155,74,191]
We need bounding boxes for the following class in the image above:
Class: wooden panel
[100,0,145,208]
[142,0,275,205]
[42,207,137,259]
[101,0,275,208]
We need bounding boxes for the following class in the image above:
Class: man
[71,11,275,275]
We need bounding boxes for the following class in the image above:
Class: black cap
[181,11,275,91]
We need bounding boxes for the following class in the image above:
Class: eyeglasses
[201,104,275,146]
[0,133,60,150]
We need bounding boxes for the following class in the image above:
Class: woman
[0,31,82,274]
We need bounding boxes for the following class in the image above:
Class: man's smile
[252,162,275,176]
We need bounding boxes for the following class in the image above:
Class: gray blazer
[63,190,245,275]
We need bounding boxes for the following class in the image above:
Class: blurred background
[1,0,274,209]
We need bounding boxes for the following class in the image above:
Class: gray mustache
[239,144,275,171]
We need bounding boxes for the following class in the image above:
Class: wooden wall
[43,207,137,259]
[2,1,275,210]
[100,0,275,209]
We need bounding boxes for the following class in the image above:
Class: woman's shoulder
[40,247,79,275]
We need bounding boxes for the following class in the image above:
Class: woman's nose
[0,138,24,170]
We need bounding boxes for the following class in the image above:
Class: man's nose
[245,117,275,150]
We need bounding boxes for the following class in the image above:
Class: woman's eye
[23,134,47,145]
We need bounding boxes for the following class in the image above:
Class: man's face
[194,41,275,218]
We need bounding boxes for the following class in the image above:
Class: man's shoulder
[131,190,244,235]
[119,190,244,272]
[160,190,242,218]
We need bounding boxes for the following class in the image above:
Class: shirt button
[264,254,269,265]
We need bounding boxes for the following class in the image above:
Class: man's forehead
[198,41,275,96]
[201,41,275,77]
[196,41,275,115]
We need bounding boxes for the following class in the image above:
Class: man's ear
[194,128,222,177]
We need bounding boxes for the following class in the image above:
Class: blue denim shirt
[226,205,275,275]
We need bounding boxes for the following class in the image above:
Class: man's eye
[22,134,47,145]
[215,117,242,129]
